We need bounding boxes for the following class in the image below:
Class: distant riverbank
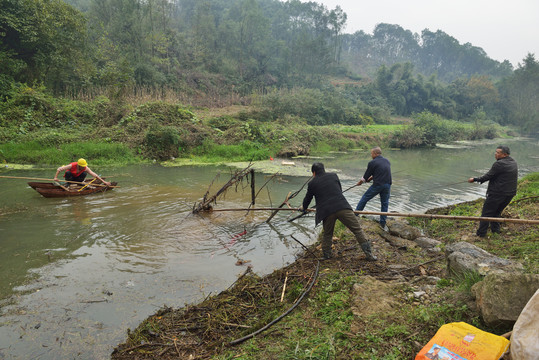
[1,95,516,168]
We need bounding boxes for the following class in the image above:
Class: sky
[316,0,539,68]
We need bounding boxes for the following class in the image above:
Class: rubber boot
[322,250,333,260]
[360,242,377,261]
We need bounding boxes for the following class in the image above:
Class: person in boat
[54,158,111,187]
[355,146,392,232]
[299,162,377,261]
[468,145,518,237]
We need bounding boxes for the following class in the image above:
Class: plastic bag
[415,322,509,360]
[510,289,539,360]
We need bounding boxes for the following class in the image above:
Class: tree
[371,24,420,65]
[464,75,499,115]
[327,5,346,64]
[0,0,88,92]
[498,53,539,132]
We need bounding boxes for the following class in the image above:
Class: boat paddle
[0,175,119,188]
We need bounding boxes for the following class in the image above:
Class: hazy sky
[317,0,539,67]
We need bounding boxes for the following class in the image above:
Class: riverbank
[111,173,538,359]
[0,93,516,167]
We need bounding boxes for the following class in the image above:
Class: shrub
[143,125,181,160]
[128,101,196,126]
[413,111,449,145]
[259,87,350,125]
[207,116,241,131]
[390,125,425,148]
[192,140,270,162]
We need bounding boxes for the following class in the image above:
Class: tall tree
[0,0,88,91]
[498,53,539,132]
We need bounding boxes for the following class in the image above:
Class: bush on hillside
[143,125,181,160]
[389,126,425,148]
[390,111,495,148]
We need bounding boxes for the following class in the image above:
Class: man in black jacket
[300,162,377,261]
[468,145,518,237]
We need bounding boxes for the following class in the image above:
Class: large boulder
[471,273,539,327]
[380,231,418,250]
[387,221,422,240]
[445,242,524,275]
[414,236,442,251]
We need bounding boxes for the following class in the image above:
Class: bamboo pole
[78,177,97,191]
[54,181,70,191]
[250,169,255,206]
[208,207,539,225]
[0,175,119,188]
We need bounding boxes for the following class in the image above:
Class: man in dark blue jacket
[355,147,392,231]
[300,162,377,261]
[468,145,518,237]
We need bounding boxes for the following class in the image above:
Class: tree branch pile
[192,164,254,213]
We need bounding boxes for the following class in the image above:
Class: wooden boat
[28,180,118,198]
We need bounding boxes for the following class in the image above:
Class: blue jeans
[355,183,391,226]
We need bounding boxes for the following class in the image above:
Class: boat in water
[28,180,117,198]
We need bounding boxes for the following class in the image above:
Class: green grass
[453,271,484,294]
[0,141,139,165]
[513,172,539,201]
[189,140,273,163]
[328,124,405,135]
[409,173,538,273]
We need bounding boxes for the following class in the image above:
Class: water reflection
[0,138,537,359]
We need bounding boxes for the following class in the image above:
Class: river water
[0,138,537,359]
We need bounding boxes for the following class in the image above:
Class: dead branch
[510,195,539,204]
[228,260,320,346]
[192,164,254,213]
[266,176,312,223]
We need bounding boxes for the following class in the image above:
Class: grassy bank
[112,173,538,359]
[0,87,516,167]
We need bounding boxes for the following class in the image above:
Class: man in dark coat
[300,162,377,261]
[355,146,392,231]
[468,145,518,237]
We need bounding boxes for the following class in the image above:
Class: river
[0,138,537,359]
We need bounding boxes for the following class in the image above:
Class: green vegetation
[0,141,135,166]
[390,111,498,148]
[2,0,539,144]
[1,0,536,166]
[513,172,539,201]
[0,85,519,166]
